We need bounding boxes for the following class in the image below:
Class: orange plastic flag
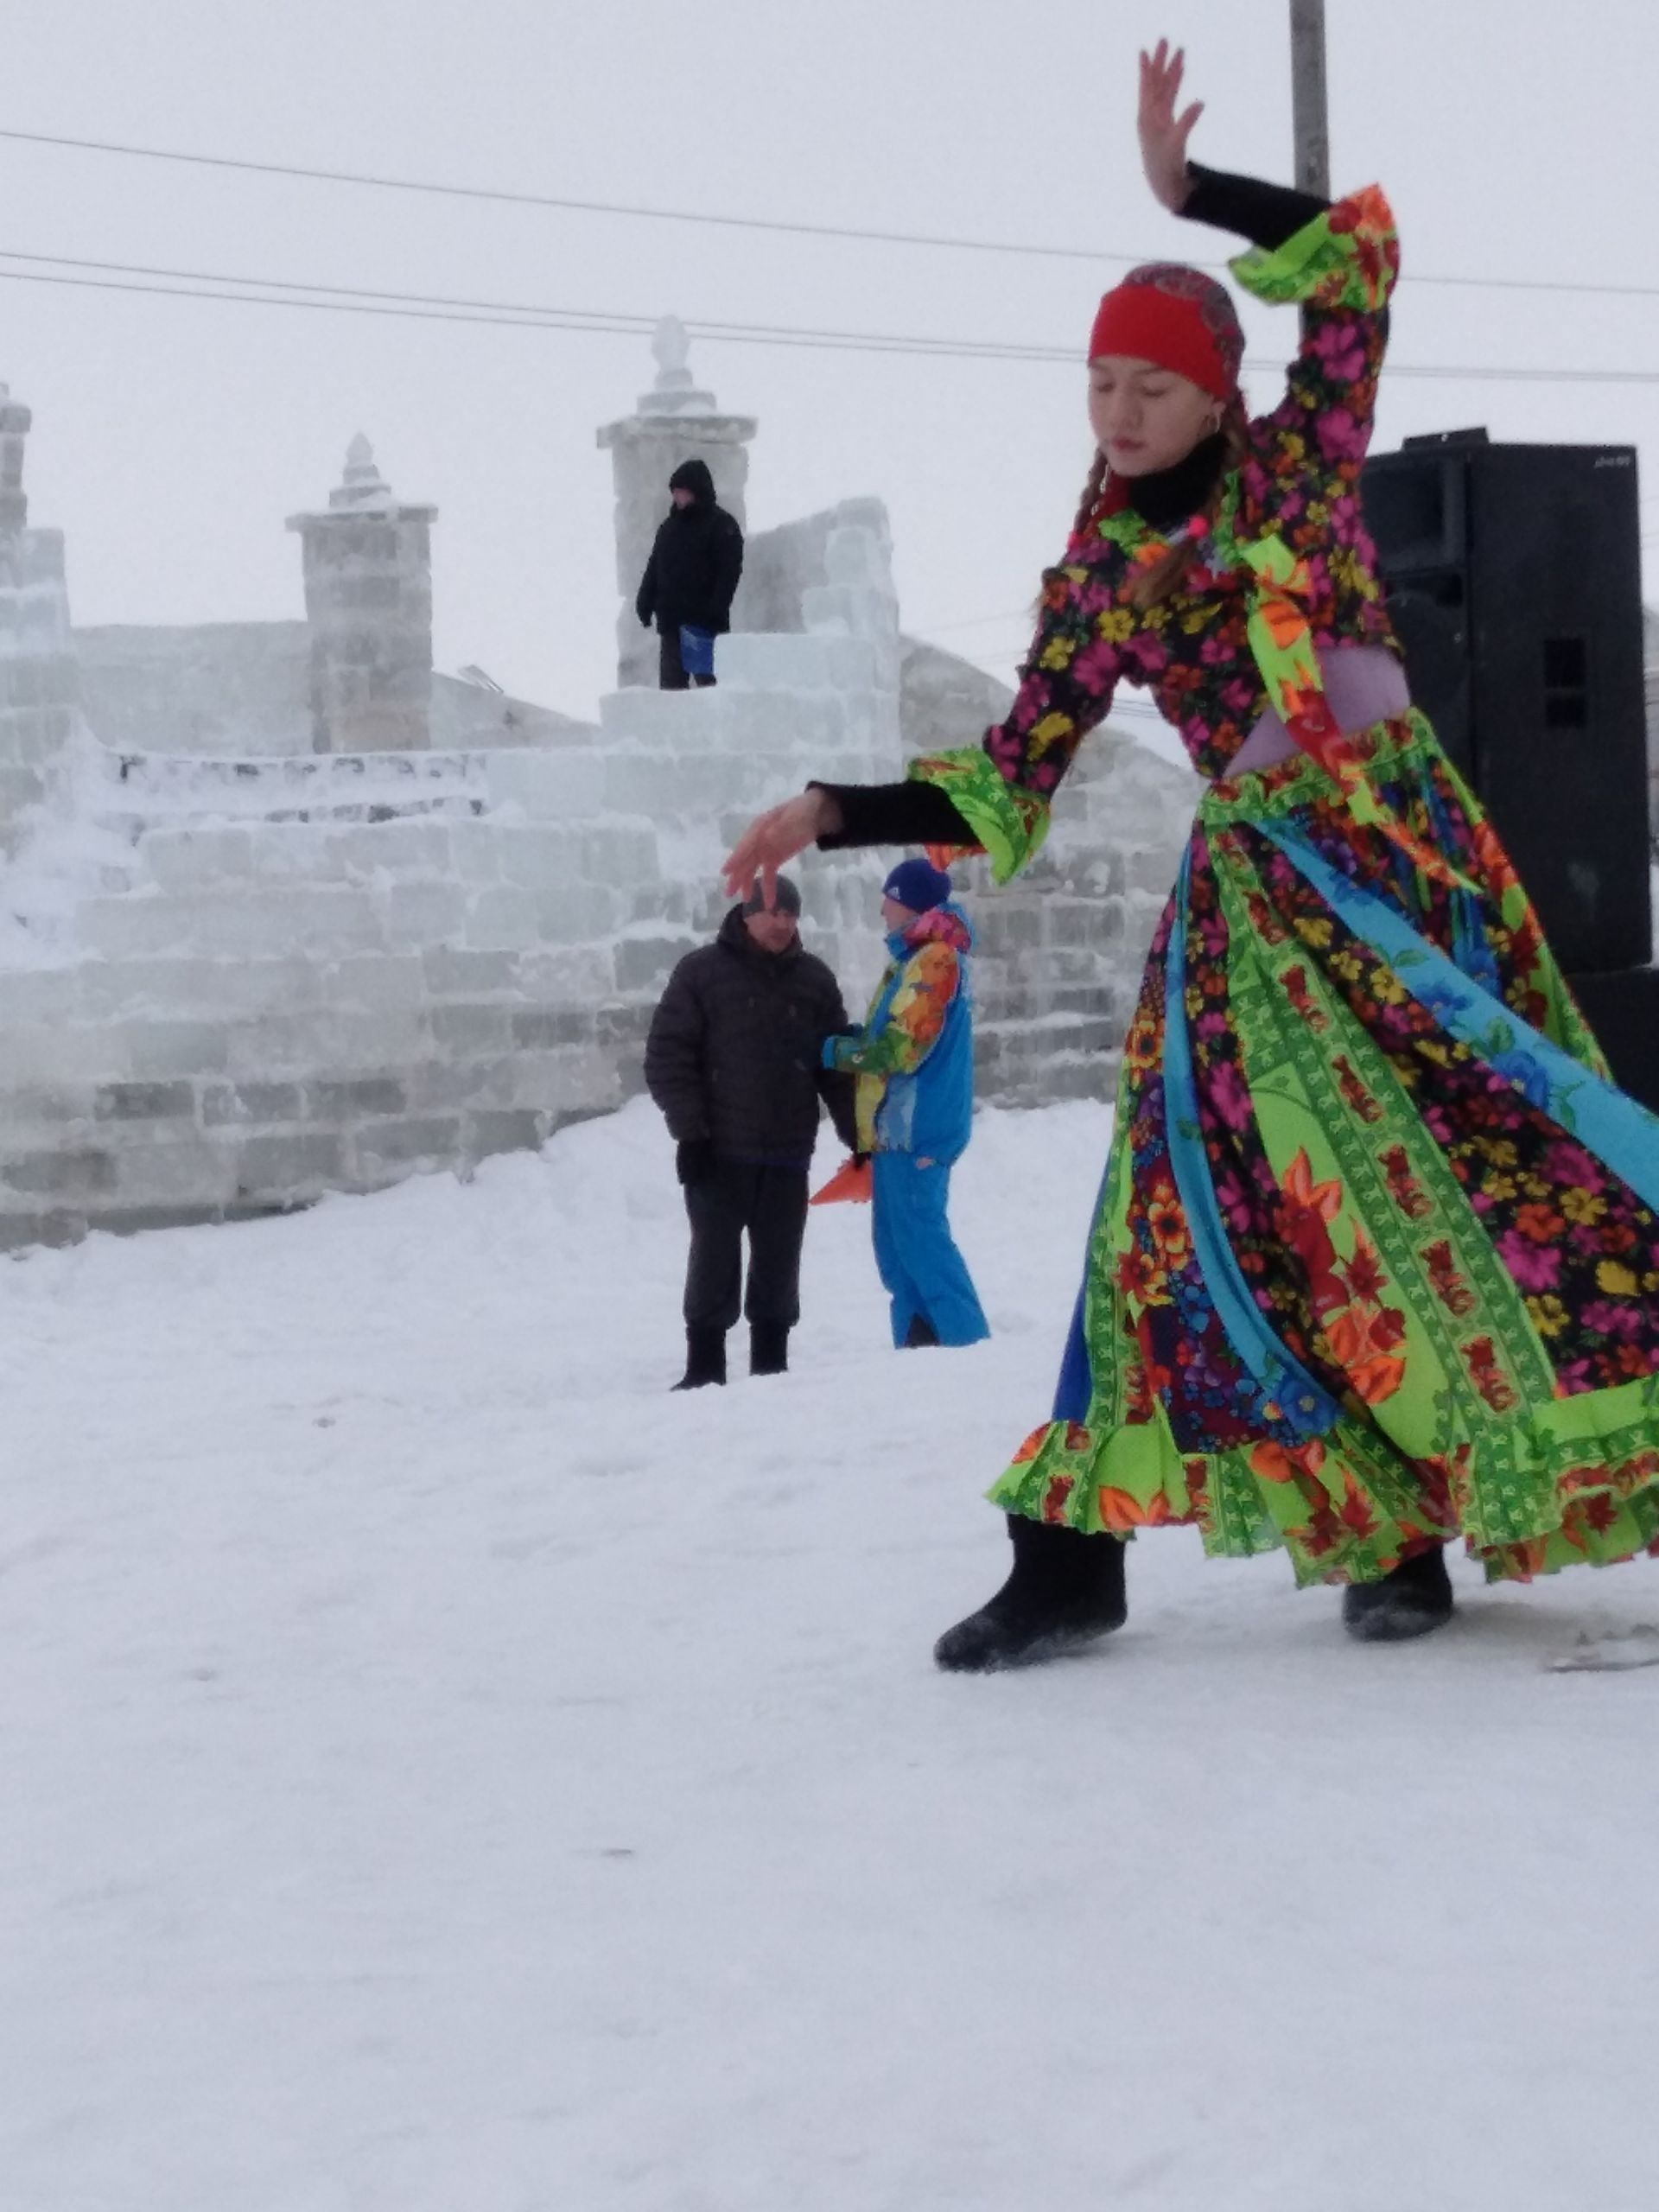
[810,1156,874,1206]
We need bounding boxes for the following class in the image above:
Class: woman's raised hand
[720,789,840,906]
[1138,38,1203,213]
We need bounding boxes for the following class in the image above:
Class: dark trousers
[683,1162,808,1332]
[658,631,717,691]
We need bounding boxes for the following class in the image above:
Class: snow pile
[5,1096,1659,2211]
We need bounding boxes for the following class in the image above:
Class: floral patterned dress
[912,189,1659,1586]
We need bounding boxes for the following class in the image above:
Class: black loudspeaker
[1362,437,1652,976]
[1561,967,1659,1116]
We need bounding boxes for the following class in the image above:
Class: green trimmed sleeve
[1233,186,1400,463]
[1230,185,1400,315]
[903,747,1054,887]
[905,562,1126,886]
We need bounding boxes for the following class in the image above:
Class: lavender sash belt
[1222,644,1411,778]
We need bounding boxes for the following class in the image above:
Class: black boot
[671,1325,727,1391]
[1342,1543,1454,1643]
[903,1313,940,1349]
[934,1516,1128,1673]
[749,1320,790,1377]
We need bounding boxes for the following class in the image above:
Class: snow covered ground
[6,1096,1659,2212]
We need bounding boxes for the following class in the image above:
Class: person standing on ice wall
[721,39,1659,1669]
[823,858,990,1351]
[634,458,745,690]
[644,874,859,1389]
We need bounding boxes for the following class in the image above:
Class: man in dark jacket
[644,874,858,1388]
[634,458,745,690]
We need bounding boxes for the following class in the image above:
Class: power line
[4,250,1659,387]
[0,248,1067,362]
[3,123,1659,304]
[0,124,1181,274]
[0,262,1073,360]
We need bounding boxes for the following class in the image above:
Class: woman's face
[1087,356,1219,477]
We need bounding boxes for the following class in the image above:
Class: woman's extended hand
[720,788,842,904]
[1138,38,1203,213]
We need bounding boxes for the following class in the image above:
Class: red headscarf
[1087,263,1244,402]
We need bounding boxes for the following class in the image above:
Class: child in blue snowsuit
[823,859,990,1350]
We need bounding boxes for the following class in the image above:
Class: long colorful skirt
[995,709,1659,1585]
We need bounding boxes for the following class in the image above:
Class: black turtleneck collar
[1120,429,1229,535]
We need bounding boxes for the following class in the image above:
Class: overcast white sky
[4,0,1656,719]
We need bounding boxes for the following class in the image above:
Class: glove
[676,1138,717,1188]
[853,1150,871,1170]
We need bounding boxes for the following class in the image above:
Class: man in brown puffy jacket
[644,875,859,1388]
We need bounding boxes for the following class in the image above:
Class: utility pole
[1289,0,1332,197]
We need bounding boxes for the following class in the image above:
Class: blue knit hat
[882,857,952,914]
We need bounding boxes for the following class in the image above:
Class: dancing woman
[723,41,1659,1669]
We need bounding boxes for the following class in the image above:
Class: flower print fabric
[912,189,1401,881]
[918,188,1659,1587]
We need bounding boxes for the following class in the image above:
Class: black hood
[668,458,716,510]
